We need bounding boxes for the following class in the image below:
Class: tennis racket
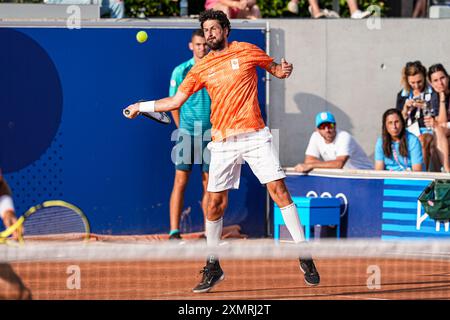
[0,200,90,243]
[123,108,171,125]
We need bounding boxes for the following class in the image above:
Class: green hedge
[125,0,387,18]
[126,0,178,18]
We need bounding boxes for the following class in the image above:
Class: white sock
[280,202,306,243]
[205,217,223,248]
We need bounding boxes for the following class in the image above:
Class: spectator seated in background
[396,60,439,171]
[375,108,424,172]
[44,0,125,19]
[426,63,450,173]
[204,0,261,19]
[294,111,373,173]
[287,0,373,19]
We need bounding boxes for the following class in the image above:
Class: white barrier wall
[267,18,450,166]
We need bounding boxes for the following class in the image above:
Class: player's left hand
[281,58,293,78]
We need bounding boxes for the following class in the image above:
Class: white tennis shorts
[0,195,15,218]
[207,127,286,192]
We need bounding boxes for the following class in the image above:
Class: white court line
[168,295,390,300]
[157,290,391,300]
[336,295,389,300]
[267,293,390,301]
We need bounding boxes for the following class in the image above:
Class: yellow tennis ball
[136,31,148,43]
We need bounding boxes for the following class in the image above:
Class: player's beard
[207,36,226,51]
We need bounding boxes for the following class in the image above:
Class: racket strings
[141,111,171,124]
[23,206,87,237]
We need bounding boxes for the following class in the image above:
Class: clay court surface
[7,258,450,300]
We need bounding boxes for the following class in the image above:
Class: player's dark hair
[199,10,231,36]
[191,29,205,40]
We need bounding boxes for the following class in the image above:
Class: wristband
[139,100,156,113]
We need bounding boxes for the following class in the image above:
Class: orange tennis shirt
[178,41,273,141]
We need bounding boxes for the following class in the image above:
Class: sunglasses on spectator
[318,123,335,130]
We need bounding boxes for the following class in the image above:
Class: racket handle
[123,109,131,117]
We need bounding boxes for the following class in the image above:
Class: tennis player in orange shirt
[124,9,320,293]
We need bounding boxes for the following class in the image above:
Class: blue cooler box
[274,196,341,241]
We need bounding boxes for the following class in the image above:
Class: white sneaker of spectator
[322,8,340,18]
[351,9,374,19]
[308,6,339,18]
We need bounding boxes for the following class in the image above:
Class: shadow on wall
[275,92,358,167]
[293,91,354,135]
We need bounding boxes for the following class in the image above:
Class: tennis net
[0,238,449,300]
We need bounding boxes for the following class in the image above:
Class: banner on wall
[282,170,450,239]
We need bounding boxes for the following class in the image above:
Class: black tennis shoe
[192,257,225,293]
[299,258,320,286]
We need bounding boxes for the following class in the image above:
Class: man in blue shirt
[168,30,212,240]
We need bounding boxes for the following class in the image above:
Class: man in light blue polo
[168,29,212,240]
[295,111,373,172]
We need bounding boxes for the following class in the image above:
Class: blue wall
[0,26,268,236]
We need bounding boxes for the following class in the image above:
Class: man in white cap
[295,111,373,172]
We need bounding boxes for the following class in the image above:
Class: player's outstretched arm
[123,90,189,119]
[266,58,293,79]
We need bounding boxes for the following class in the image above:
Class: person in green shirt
[168,29,212,240]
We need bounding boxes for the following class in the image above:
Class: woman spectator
[396,60,437,170]
[426,63,450,172]
[375,108,424,172]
